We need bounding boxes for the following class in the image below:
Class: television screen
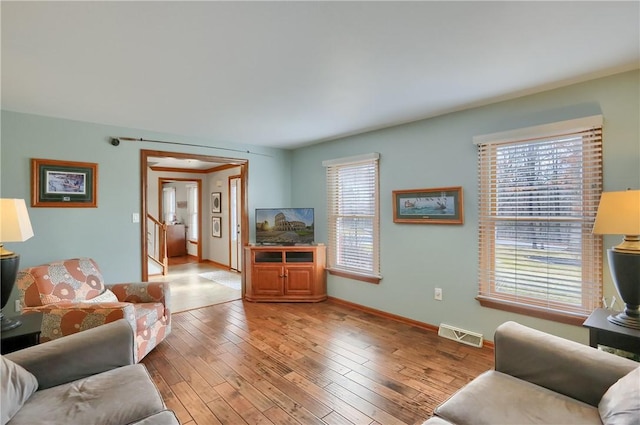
[255,208,315,245]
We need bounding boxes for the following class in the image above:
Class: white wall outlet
[434,287,443,301]
[15,300,22,312]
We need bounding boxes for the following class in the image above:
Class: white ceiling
[2,1,639,150]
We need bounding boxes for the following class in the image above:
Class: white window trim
[475,116,603,325]
[324,153,381,283]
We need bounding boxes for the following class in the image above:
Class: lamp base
[0,311,22,331]
[607,312,640,330]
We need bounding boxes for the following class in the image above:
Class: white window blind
[163,186,176,224]
[324,153,381,281]
[475,117,603,323]
[187,185,198,241]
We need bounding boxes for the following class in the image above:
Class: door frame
[229,175,243,272]
[140,149,249,281]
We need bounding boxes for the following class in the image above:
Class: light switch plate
[132,213,140,223]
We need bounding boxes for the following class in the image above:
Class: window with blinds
[323,153,381,283]
[474,116,603,324]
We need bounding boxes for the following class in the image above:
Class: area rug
[198,270,242,290]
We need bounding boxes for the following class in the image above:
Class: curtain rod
[110,137,273,157]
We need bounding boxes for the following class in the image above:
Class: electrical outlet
[434,287,443,301]
[15,300,21,312]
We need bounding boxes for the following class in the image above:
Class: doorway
[140,149,248,282]
[230,176,242,272]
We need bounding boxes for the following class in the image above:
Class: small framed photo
[31,158,98,208]
[211,192,221,213]
[212,216,222,238]
[393,186,463,224]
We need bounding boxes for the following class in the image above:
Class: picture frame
[393,186,463,224]
[212,216,222,238]
[211,192,221,213]
[31,158,98,208]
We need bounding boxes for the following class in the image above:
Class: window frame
[474,116,603,325]
[186,184,198,242]
[323,153,381,284]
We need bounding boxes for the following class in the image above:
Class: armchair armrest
[108,281,170,306]
[23,303,137,342]
[494,321,638,406]
[5,319,135,390]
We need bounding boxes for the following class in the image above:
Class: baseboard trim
[203,259,232,271]
[326,296,495,349]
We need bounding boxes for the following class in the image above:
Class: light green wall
[2,71,638,343]
[291,70,640,343]
[0,111,292,314]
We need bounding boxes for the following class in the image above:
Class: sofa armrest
[494,321,638,406]
[5,319,135,390]
[108,281,170,307]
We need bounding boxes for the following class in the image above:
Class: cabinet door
[252,266,284,296]
[284,266,313,296]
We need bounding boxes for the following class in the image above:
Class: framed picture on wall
[211,192,221,213]
[31,158,98,208]
[392,186,463,224]
[212,216,222,238]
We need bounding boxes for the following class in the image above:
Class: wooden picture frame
[212,216,222,238]
[31,158,98,208]
[393,186,463,224]
[211,192,221,213]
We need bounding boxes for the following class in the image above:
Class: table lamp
[0,199,34,331]
[592,189,640,329]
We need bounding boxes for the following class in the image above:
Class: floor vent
[438,324,484,348]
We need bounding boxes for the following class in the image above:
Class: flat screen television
[255,208,315,245]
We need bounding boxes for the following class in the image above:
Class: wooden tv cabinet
[244,245,327,302]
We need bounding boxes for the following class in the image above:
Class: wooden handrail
[146,214,168,275]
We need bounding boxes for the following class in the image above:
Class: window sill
[476,296,588,326]
[327,268,381,284]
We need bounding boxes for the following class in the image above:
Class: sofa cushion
[8,364,164,425]
[0,357,38,425]
[434,370,601,425]
[130,410,181,425]
[599,367,640,425]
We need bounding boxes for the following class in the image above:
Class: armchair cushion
[0,357,38,425]
[87,289,119,303]
[598,367,640,425]
[19,258,105,306]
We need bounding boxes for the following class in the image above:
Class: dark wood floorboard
[143,300,494,425]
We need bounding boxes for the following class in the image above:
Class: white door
[230,177,242,271]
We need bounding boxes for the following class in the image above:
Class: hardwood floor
[143,300,494,425]
[150,257,241,313]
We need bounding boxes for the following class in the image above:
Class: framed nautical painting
[392,186,463,224]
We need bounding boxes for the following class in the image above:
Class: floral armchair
[15,257,171,362]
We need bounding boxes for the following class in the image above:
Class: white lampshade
[0,199,34,243]
[593,190,640,253]
[593,190,640,235]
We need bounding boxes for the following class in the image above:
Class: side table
[1,312,43,354]
[583,308,640,357]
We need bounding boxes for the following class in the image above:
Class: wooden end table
[1,312,43,354]
[583,308,640,357]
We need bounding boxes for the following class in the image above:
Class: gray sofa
[1,320,179,425]
[424,321,639,425]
